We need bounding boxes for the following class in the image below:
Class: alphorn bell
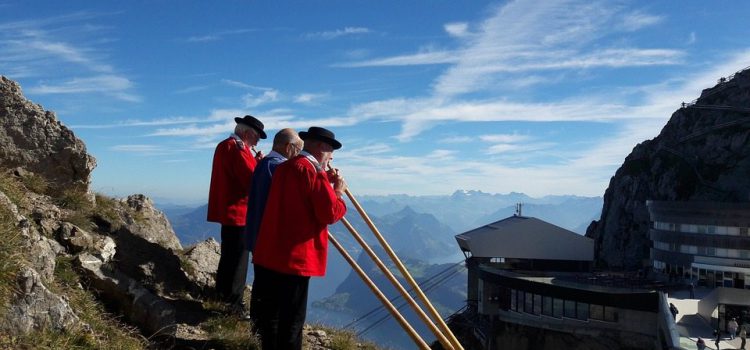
[328,165,464,350]
[327,233,431,350]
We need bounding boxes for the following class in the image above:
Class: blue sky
[2,1,750,204]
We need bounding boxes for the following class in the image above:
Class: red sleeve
[228,139,256,184]
[310,170,347,225]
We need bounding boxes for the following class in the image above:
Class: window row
[509,289,617,322]
[653,241,750,259]
[653,221,750,236]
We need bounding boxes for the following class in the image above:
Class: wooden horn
[327,163,464,350]
[342,188,464,350]
[339,217,456,350]
[327,233,431,350]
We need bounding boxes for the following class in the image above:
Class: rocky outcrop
[3,268,81,334]
[586,68,750,269]
[0,76,96,190]
[181,238,221,289]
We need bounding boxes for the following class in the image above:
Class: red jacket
[252,154,347,276]
[207,135,257,226]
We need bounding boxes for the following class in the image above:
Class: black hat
[234,115,267,139]
[299,126,342,150]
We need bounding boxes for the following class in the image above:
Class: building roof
[455,215,594,261]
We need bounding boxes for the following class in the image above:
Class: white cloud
[0,12,139,102]
[294,93,327,104]
[306,27,371,40]
[687,32,696,45]
[27,75,141,102]
[479,134,529,143]
[439,135,474,144]
[242,89,279,107]
[335,50,459,67]
[444,22,469,37]
[619,11,663,31]
[187,35,219,42]
[221,79,273,91]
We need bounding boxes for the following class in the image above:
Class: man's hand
[254,149,264,161]
[328,168,348,197]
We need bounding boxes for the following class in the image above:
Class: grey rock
[57,222,116,262]
[0,76,96,190]
[1,267,80,334]
[587,68,750,269]
[181,238,221,289]
[120,194,182,251]
[76,252,177,337]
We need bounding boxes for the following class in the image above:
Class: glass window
[517,290,525,312]
[697,225,707,234]
[741,227,749,236]
[716,248,728,257]
[533,294,542,315]
[590,304,604,320]
[740,250,750,259]
[697,246,707,255]
[604,307,618,322]
[577,302,589,320]
[717,226,728,235]
[707,225,716,234]
[542,296,553,317]
[728,227,740,235]
[707,247,716,256]
[728,249,741,258]
[553,298,563,318]
[687,225,698,233]
[564,300,576,318]
[524,292,534,314]
[510,289,517,311]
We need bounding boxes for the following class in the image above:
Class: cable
[343,260,465,330]
[357,266,464,337]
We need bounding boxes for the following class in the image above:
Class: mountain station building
[453,215,679,350]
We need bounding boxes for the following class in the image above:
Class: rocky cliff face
[586,68,750,269]
[0,76,95,190]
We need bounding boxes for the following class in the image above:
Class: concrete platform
[669,287,746,349]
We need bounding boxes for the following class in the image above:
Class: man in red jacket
[207,115,265,308]
[252,126,347,350]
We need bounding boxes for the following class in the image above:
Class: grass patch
[0,203,23,320]
[93,194,122,232]
[0,169,27,208]
[316,325,380,350]
[20,172,48,195]
[203,315,260,350]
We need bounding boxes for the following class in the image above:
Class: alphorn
[327,233,431,350]
[339,217,455,350]
[329,166,464,350]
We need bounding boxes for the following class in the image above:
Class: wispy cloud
[335,50,458,67]
[221,79,273,91]
[618,11,663,31]
[0,11,139,102]
[174,85,211,94]
[243,90,279,107]
[305,27,371,40]
[444,22,470,37]
[185,28,258,43]
[28,75,141,102]
[294,92,327,104]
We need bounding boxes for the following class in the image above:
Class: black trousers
[215,225,249,304]
[250,264,310,350]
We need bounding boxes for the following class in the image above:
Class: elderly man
[245,128,303,327]
[252,126,347,350]
[207,115,265,308]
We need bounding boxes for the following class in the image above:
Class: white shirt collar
[266,150,286,161]
[299,150,323,171]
